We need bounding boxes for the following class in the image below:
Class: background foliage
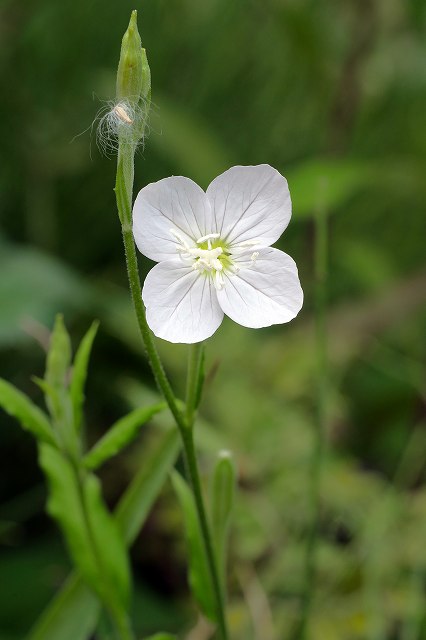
[1,0,426,638]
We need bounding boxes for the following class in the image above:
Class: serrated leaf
[171,471,216,622]
[0,378,56,446]
[28,428,180,640]
[70,321,99,433]
[39,443,131,610]
[83,402,166,471]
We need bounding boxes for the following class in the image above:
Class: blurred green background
[1,0,426,638]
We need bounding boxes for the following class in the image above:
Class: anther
[196,233,220,244]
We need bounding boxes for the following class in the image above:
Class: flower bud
[116,10,150,107]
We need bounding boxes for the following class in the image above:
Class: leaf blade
[83,402,166,471]
[171,470,216,622]
[0,378,56,445]
[39,443,131,610]
[70,321,99,433]
[28,428,180,640]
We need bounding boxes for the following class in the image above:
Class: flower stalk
[114,14,228,638]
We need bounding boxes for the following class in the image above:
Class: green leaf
[32,377,63,427]
[0,242,92,348]
[0,378,56,445]
[39,444,131,610]
[70,320,99,433]
[45,314,72,394]
[286,158,373,219]
[42,316,77,455]
[26,574,100,640]
[83,402,166,471]
[171,471,216,622]
[210,451,236,593]
[144,635,177,640]
[116,427,180,545]
[33,376,77,457]
[28,428,180,640]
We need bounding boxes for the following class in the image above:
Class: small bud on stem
[116,10,150,107]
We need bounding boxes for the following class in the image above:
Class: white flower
[132,164,303,343]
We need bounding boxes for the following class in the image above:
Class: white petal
[216,247,303,328]
[206,165,291,247]
[133,176,213,262]
[142,260,224,343]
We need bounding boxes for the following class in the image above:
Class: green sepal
[0,378,56,446]
[70,320,99,433]
[39,443,131,610]
[171,471,216,622]
[83,402,166,471]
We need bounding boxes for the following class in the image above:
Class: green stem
[116,149,228,639]
[184,343,228,639]
[120,223,185,432]
[185,342,204,425]
[74,465,134,640]
[296,188,328,640]
[181,426,229,640]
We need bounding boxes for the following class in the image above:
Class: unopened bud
[116,10,150,107]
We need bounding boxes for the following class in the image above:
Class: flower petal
[216,247,303,328]
[206,165,291,247]
[133,176,213,262]
[142,260,224,343]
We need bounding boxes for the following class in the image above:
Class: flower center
[170,230,259,290]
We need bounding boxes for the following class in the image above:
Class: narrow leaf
[28,428,180,640]
[0,378,56,445]
[116,427,180,544]
[70,321,99,432]
[27,574,100,640]
[39,443,131,610]
[45,314,72,399]
[171,471,216,622]
[83,402,166,471]
[33,376,76,456]
[210,451,235,594]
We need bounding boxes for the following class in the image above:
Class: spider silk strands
[296,180,328,639]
